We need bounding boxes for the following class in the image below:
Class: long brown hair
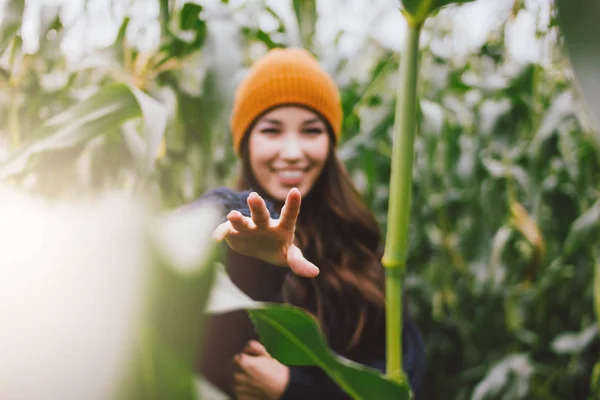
[236,124,386,355]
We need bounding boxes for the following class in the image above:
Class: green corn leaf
[592,361,600,395]
[128,86,168,172]
[122,201,221,400]
[563,200,600,257]
[0,0,25,55]
[206,268,411,400]
[160,0,171,31]
[0,190,219,400]
[168,3,207,58]
[120,329,198,400]
[0,83,167,179]
[0,84,138,179]
[400,0,477,25]
[292,0,317,49]
[249,305,410,400]
[556,0,600,145]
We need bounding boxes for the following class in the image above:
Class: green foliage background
[0,0,598,398]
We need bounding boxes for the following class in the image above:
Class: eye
[302,127,324,135]
[259,127,281,135]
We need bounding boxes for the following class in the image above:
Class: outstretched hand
[212,188,319,278]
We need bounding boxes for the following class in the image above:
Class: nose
[279,132,303,162]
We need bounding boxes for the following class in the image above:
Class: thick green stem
[385,267,404,381]
[382,22,422,383]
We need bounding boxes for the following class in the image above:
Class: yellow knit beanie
[230,47,343,155]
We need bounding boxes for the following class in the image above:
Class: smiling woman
[248,106,330,201]
[194,47,425,399]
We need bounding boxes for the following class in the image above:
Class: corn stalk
[383,0,476,385]
[382,21,421,382]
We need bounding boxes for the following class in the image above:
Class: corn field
[0,0,598,399]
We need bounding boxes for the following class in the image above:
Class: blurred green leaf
[556,0,600,144]
[169,3,207,58]
[0,84,139,179]
[0,83,168,179]
[489,225,513,286]
[206,268,410,400]
[160,0,171,30]
[120,333,197,400]
[0,0,25,54]
[249,305,411,399]
[530,91,575,156]
[180,3,202,30]
[128,85,168,172]
[592,361,600,395]
[292,0,316,49]
[122,202,221,400]
[563,200,600,257]
[149,201,222,360]
[400,0,477,24]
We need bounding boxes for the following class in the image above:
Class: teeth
[279,171,303,179]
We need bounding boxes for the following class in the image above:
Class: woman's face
[248,106,331,202]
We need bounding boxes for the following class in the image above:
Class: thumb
[287,245,319,278]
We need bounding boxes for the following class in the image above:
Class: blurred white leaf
[128,85,169,171]
[421,99,444,135]
[505,8,542,64]
[481,157,506,177]
[479,98,511,135]
[551,325,598,355]
[471,354,534,400]
[489,225,513,285]
[126,18,161,53]
[0,187,150,400]
[530,91,575,154]
[564,199,600,256]
[151,201,221,274]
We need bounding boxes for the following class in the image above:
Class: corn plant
[555,0,600,393]
[1,0,599,399]
[383,0,477,383]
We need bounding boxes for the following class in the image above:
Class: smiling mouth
[274,169,306,186]
[278,170,304,179]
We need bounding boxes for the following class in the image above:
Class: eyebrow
[261,118,323,125]
[263,119,282,125]
[301,118,322,125]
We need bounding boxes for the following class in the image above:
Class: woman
[196,48,425,399]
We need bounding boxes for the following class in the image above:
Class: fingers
[234,388,260,400]
[243,340,269,357]
[233,371,251,386]
[212,221,232,242]
[247,192,271,229]
[234,384,263,400]
[233,372,262,400]
[228,210,253,232]
[213,212,251,242]
[279,188,301,231]
[287,245,320,278]
[233,353,255,375]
